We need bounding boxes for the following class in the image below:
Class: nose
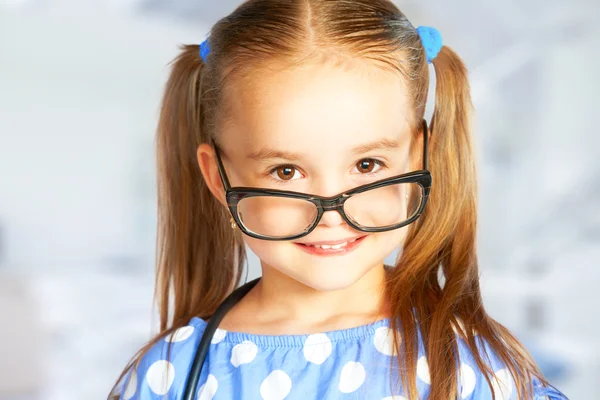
[318,208,346,227]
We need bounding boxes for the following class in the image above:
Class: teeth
[329,242,347,249]
[315,243,345,249]
[306,237,362,249]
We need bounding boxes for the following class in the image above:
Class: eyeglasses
[212,120,432,241]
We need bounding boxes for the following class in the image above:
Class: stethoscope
[182,277,261,400]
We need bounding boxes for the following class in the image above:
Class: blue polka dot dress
[117,317,568,399]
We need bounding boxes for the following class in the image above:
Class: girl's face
[202,61,418,292]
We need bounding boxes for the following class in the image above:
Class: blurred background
[0,0,598,398]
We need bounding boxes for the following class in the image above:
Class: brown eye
[356,159,376,173]
[276,166,296,180]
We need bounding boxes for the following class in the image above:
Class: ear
[196,143,228,208]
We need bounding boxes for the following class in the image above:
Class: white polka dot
[417,356,430,384]
[374,326,398,356]
[165,325,195,342]
[197,374,218,400]
[339,361,366,393]
[260,370,292,400]
[382,397,406,400]
[211,328,227,344]
[491,368,513,400]
[146,360,175,395]
[303,333,332,365]
[123,369,137,399]
[459,363,476,399]
[231,340,258,367]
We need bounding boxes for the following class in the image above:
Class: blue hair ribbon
[416,26,443,63]
[200,39,210,62]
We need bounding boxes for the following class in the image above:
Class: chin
[291,266,371,292]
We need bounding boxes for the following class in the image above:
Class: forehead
[221,61,413,153]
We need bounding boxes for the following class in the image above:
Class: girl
[110,1,569,399]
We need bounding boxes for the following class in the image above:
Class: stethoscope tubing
[182,278,261,400]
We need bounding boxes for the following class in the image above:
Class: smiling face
[203,60,419,292]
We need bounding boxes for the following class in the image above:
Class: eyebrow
[350,137,402,155]
[246,137,403,162]
[247,148,303,162]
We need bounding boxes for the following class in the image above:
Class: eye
[269,165,302,181]
[355,158,385,174]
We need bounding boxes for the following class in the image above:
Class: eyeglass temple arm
[211,139,232,190]
[422,119,429,171]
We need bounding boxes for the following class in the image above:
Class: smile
[294,235,367,256]
[303,237,362,249]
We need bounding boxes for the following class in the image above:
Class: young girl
[110,1,569,399]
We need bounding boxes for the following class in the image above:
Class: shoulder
[454,333,569,400]
[116,317,208,400]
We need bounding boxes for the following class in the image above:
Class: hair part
[110,1,548,399]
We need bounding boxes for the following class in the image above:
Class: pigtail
[402,45,543,399]
[423,44,480,400]
[107,44,246,399]
[433,46,546,400]
[155,44,245,331]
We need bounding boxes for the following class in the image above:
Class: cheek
[243,237,300,267]
[372,226,409,260]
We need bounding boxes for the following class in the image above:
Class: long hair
[110,1,547,398]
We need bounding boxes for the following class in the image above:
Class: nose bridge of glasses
[316,195,347,211]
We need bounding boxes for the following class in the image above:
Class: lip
[293,235,367,257]
[295,235,366,246]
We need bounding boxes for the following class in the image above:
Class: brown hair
[110,1,548,398]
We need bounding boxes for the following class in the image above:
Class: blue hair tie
[416,26,443,63]
[200,39,211,62]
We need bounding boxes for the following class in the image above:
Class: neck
[251,262,390,331]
